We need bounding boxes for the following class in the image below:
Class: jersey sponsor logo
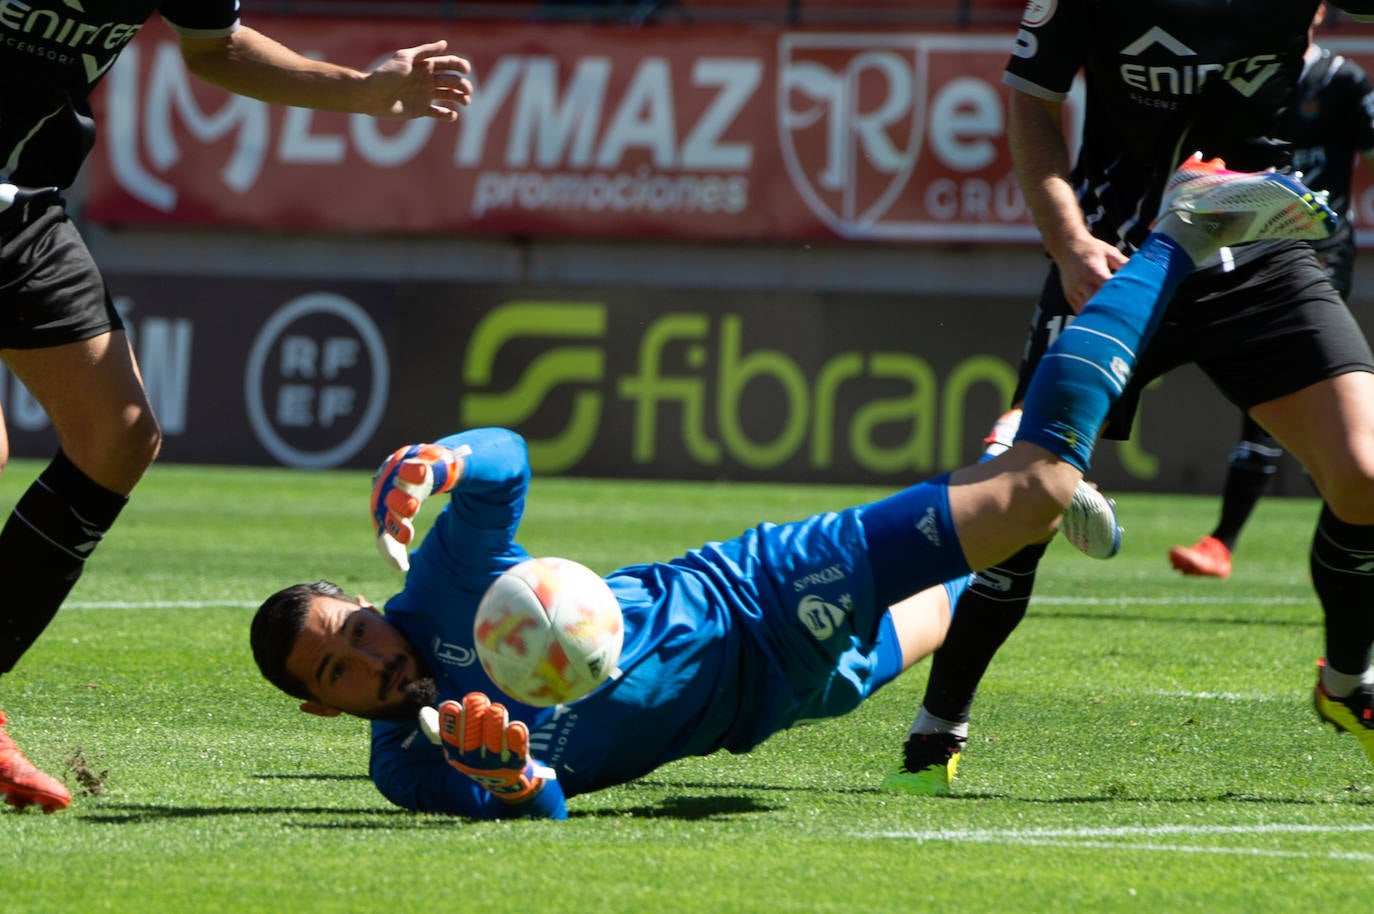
[529,706,579,766]
[791,564,847,592]
[796,592,850,640]
[1021,0,1056,28]
[1120,27,1196,58]
[0,1,145,84]
[431,637,477,668]
[972,568,1013,593]
[1109,355,1132,389]
[916,505,942,547]
[1119,28,1282,101]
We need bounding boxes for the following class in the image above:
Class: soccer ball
[473,557,625,707]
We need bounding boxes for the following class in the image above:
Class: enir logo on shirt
[1119,27,1283,99]
[0,0,146,84]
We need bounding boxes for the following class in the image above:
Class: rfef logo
[244,293,390,469]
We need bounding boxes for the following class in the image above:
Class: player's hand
[1055,236,1128,312]
[363,40,473,121]
[439,693,547,803]
[371,443,466,573]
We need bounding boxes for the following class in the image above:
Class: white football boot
[1156,152,1337,245]
[983,408,1122,560]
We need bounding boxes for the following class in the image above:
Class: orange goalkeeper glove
[370,443,467,573]
[439,693,549,803]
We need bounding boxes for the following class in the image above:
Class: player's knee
[1317,475,1374,525]
[1308,451,1374,524]
[119,409,163,472]
[60,408,162,490]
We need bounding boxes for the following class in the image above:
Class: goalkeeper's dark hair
[251,580,348,701]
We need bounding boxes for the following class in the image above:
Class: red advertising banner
[84,17,1042,243]
[82,18,1374,245]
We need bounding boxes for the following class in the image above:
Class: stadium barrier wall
[0,262,1341,495]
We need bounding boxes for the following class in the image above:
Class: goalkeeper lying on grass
[250,158,1335,820]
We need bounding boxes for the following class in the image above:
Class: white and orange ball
[473,557,624,706]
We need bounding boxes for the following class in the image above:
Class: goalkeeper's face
[285,594,436,720]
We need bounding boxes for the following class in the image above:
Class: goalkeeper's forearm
[481,776,567,820]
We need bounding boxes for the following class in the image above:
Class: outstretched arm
[371,428,531,574]
[178,27,472,121]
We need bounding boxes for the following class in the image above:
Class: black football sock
[1211,427,1282,550]
[1310,504,1374,677]
[0,451,128,674]
[918,540,1049,723]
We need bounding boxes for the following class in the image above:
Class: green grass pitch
[1,460,1370,913]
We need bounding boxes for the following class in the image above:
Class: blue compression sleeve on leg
[870,572,971,689]
[871,613,905,687]
[943,572,972,618]
[1017,233,1195,471]
[861,474,972,608]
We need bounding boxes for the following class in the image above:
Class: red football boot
[0,710,71,813]
[1168,535,1233,579]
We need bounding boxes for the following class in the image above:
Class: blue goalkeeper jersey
[367,427,910,820]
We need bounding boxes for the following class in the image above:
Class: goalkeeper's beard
[369,676,438,721]
[370,656,439,721]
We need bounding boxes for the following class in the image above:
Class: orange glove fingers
[505,719,530,760]
[461,692,493,750]
[482,702,510,754]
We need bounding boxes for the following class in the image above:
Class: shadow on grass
[569,795,778,820]
[1030,608,1317,628]
[251,773,372,781]
[636,778,869,795]
[74,793,779,825]
[77,803,418,825]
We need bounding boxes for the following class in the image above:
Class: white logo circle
[244,292,389,468]
[1022,0,1057,27]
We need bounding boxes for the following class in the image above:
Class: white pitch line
[1150,690,1273,701]
[882,822,1374,838]
[858,823,1374,861]
[1031,596,1310,606]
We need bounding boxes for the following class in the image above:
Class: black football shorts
[0,204,124,350]
[1011,242,1374,440]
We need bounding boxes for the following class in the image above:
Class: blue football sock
[1016,233,1195,471]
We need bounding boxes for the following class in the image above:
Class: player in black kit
[0,1,473,812]
[884,0,1374,796]
[1170,3,1374,579]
